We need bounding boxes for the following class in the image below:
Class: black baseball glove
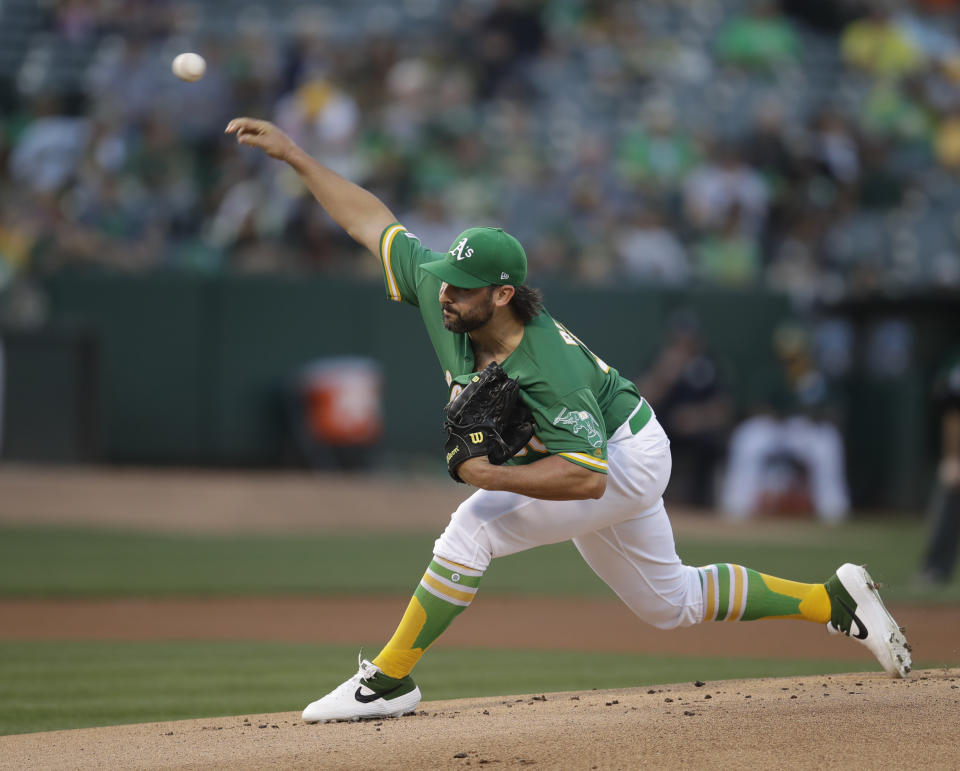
[443,362,535,482]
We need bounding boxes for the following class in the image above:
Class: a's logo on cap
[500,272,509,280]
[449,237,474,261]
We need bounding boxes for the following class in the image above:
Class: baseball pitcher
[225,117,912,724]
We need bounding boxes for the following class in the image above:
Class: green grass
[0,521,957,604]
[0,641,887,736]
[1,520,955,737]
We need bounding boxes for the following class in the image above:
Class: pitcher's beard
[441,303,494,333]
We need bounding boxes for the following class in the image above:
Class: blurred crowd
[2,0,960,321]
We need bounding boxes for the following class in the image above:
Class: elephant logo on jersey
[449,238,474,261]
[552,407,603,448]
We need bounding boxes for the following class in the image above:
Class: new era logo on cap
[500,272,509,280]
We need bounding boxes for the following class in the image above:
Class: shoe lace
[355,651,381,681]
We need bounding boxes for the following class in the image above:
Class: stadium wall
[4,273,950,510]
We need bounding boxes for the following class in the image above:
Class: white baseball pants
[434,408,705,630]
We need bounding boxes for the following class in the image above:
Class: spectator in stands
[565,173,619,284]
[88,37,167,123]
[0,191,43,281]
[860,79,934,149]
[741,98,807,257]
[714,0,800,72]
[55,0,101,43]
[809,110,861,190]
[764,222,824,302]
[917,56,960,118]
[614,204,690,285]
[381,57,441,151]
[274,77,361,177]
[805,109,862,218]
[894,4,960,65]
[615,98,699,192]
[226,28,285,117]
[682,142,770,238]
[692,203,762,287]
[475,0,545,100]
[9,92,90,194]
[399,191,470,253]
[0,192,51,328]
[934,105,960,169]
[841,8,924,79]
[743,97,802,187]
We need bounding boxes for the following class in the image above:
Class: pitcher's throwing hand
[225,118,297,162]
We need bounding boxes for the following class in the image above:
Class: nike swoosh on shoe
[354,683,403,704]
[834,596,868,640]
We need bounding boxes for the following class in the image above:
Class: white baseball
[172,52,206,82]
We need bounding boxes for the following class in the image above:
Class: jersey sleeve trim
[380,223,406,303]
[558,451,608,473]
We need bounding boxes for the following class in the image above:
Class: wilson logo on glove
[442,362,535,482]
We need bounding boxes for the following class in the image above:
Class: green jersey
[379,223,643,474]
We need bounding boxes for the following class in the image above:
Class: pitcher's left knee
[636,601,702,630]
[433,508,494,572]
[621,567,704,629]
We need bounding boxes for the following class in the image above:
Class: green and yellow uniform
[367,223,832,681]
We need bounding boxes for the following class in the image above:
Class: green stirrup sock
[698,564,831,623]
[373,556,483,678]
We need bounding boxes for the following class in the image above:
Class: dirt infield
[3,465,959,768]
[2,670,958,770]
[0,465,463,534]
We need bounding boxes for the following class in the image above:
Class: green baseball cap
[421,227,527,288]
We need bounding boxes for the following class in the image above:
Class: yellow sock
[373,596,430,678]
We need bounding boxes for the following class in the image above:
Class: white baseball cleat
[302,655,421,723]
[825,563,912,677]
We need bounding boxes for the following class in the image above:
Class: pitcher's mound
[3,669,957,769]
